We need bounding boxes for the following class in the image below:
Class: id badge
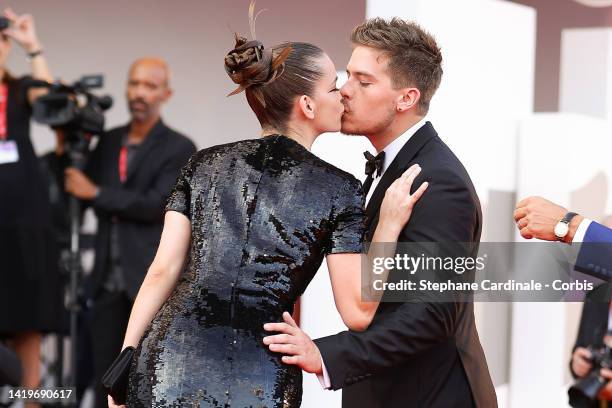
[0,140,19,164]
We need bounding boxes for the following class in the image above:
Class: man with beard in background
[63,57,196,407]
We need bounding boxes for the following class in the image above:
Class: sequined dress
[126,134,365,407]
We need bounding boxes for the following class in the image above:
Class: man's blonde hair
[351,18,443,115]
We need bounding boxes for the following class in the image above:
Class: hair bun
[224,36,260,72]
[225,34,292,97]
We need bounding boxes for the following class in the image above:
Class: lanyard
[119,146,128,183]
[0,83,8,141]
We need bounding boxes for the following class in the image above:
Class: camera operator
[571,216,612,407]
[63,57,196,408]
[0,7,62,396]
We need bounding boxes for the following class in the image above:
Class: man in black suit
[264,18,496,407]
[64,57,196,408]
[567,216,612,407]
[569,281,612,407]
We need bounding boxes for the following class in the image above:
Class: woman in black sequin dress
[114,34,427,408]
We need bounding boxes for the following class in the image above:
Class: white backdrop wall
[560,28,612,119]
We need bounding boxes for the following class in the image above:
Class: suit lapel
[365,122,437,234]
[125,119,166,183]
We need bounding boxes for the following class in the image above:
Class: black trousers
[90,289,132,408]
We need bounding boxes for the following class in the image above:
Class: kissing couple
[109,7,497,408]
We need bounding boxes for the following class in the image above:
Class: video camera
[27,75,113,136]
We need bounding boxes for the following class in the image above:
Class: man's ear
[396,88,420,112]
[298,95,316,120]
[162,87,173,103]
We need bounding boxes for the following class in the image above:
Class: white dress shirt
[317,117,428,389]
[365,117,429,206]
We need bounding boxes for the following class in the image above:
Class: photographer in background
[570,216,612,407]
[0,7,62,398]
[63,57,196,408]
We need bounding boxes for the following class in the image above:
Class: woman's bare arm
[120,211,191,349]
[326,165,428,331]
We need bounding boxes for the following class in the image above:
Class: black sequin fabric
[126,135,365,407]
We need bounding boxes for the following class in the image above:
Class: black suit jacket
[569,283,612,407]
[315,122,497,407]
[86,119,196,299]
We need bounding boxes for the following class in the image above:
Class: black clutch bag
[101,346,135,405]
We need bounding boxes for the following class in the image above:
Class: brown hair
[224,35,325,134]
[351,17,443,115]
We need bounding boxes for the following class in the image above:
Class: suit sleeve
[575,222,612,281]
[314,168,480,390]
[92,141,196,223]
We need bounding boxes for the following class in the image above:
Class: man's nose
[340,82,350,99]
[129,83,146,96]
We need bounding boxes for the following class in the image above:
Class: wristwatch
[554,212,578,241]
[25,49,43,62]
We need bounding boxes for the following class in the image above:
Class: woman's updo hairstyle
[224,2,325,134]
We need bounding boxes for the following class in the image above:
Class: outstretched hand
[263,312,323,375]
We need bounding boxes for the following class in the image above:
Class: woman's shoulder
[325,163,362,191]
[186,136,362,191]
[187,138,263,163]
[305,153,363,191]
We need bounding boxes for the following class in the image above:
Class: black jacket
[314,122,497,408]
[569,283,612,408]
[86,119,196,299]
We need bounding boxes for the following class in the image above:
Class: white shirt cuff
[316,357,332,389]
[569,218,592,265]
[572,218,592,243]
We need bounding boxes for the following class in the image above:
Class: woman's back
[127,134,364,407]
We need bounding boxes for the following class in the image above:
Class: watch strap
[555,212,579,241]
[561,212,578,225]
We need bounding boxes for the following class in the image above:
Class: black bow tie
[362,151,385,196]
[364,151,385,178]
